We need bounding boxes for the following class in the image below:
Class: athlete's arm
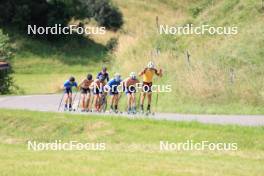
[78,79,85,89]
[106,73,110,82]
[154,68,162,77]
[138,68,146,76]
[89,81,95,89]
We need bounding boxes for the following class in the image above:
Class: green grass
[3,0,264,114]
[0,109,264,175]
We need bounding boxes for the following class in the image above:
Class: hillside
[7,0,264,114]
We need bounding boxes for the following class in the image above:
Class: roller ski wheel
[145,111,155,116]
[145,110,152,116]
[114,110,120,114]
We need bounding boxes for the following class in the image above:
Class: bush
[0,30,14,94]
[0,0,123,36]
[93,0,123,30]
[106,37,118,51]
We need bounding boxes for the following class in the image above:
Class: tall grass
[110,0,264,113]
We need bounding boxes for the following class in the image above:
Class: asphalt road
[0,94,264,126]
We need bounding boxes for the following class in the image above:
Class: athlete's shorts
[126,86,136,94]
[109,90,119,95]
[109,87,119,95]
[142,82,152,93]
[81,87,90,94]
[64,88,72,94]
[93,88,103,95]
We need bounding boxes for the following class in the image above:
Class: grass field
[0,109,264,175]
[4,0,264,114]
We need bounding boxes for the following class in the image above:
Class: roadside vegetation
[0,109,264,175]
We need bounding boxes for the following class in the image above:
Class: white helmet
[130,72,136,79]
[147,61,155,69]
[114,73,121,81]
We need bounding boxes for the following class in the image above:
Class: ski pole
[72,90,79,110]
[76,92,82,111]
[57,91,65,111]
[90,93,94,111]
[155,90,159,113]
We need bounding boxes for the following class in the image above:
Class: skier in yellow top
[138,61,162,113]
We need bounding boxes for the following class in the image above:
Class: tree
[0,0,123,34]
[0,30,13,94]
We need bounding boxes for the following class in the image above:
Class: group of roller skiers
[62,61,162,114]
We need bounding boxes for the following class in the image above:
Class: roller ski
[145,109,155,116]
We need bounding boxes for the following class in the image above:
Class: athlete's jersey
[97,72,109,82]
[64,80,78,89]
[123,77,139,87]
[107,78,122,88]
[92,79,106,89]
[80,79,93,89]
[142,68,158,83]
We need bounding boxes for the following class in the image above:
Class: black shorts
[142,82,152,93]
[93,88,103,95]
[126,86,136,94]
[64,88,72,94]
[81,87,90,94]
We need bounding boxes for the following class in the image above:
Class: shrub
[0,0,123,36]
[106,37,118,51]
[0,30,14,94]
[93,0,123,30]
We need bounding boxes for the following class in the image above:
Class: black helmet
[87,74,92,80]
[69,76,75,82]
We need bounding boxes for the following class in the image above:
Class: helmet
[130,72,136,79]
[114,73,121,81]
[69,76,75,82]
[147,61,155,69]
[87,74,92,80]
[98,75,105,81]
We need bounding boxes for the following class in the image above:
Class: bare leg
[127,94,132,113]
[131,93,136,112]
[94,95,99,111]
[131,93,136,108]
[140,92,146,111]
[86,93,91,111]
[81,94,86,110]
[110,95,115,110]
[114,95,118,112]
[64,94,69,105]
[64,94,69,109]
[147,93,152,111]
[68,93,73,105]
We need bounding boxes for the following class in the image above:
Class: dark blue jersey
[97,72,109,82]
